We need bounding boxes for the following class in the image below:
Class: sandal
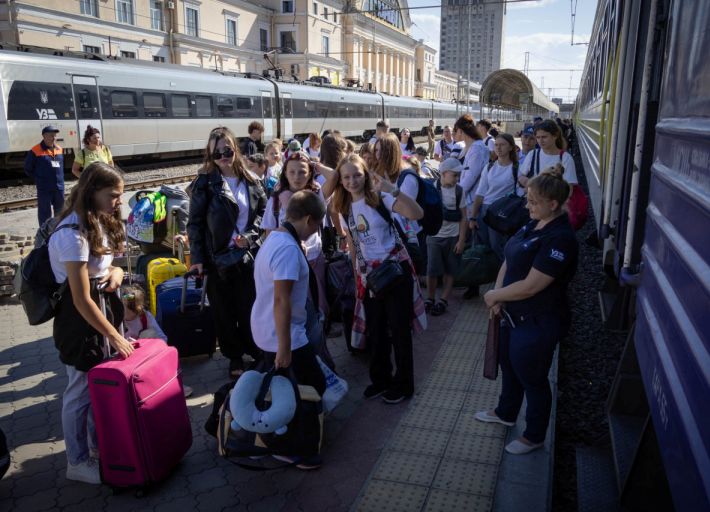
[431,299,448,317]
[425,299,435,313]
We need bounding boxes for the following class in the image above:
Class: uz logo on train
[36,108,58,120]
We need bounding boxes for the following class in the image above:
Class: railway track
[0,173,195,213]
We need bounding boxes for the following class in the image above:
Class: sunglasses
[212,147,235,160]
[121,293,135,301]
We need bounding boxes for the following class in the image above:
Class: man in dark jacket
[24,125,65,226]
[239,121,265,157]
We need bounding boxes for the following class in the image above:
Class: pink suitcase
[88,290,192,488]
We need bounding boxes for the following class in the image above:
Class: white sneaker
[474,410,515,427]
[505,438,544,455]
[183,385,193,398]
[66,459,101,484]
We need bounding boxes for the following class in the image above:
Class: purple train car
[576,0,710,510]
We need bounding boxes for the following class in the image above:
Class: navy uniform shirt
[24,141,65,191]
[502,213,578,317]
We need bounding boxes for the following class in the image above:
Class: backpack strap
[140,313,148,331]
[455,184,463,209]
[511,162,520,196]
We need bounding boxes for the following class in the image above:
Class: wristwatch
[391,186,400,198]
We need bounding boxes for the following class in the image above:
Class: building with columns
[341,0,418,96]
[0,0,479,104]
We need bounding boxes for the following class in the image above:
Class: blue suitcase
[155,273,216,358]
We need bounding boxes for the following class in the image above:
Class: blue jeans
[37,188,64,227]
[61,365,97,465]
[494,314,561,444]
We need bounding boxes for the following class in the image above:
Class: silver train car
[0,48,463,167]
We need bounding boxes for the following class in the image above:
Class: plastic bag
[316,356,348,413]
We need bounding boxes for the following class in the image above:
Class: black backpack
[15,223,79,325]
[436,181,464,223]
[396,169,443,236]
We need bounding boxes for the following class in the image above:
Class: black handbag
[365,259,405,296]
[349,208,405,297]
[212,247,253,275]
[483,162,529,236]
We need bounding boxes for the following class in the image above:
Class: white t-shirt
[476,162,523,205]
[123,311,167,341]
[434,184,466,238]
[368,136,378,145]
[459,141,490,205]
[251,230,310,353]
[306,147,320,160]
[265,163,282,182]
[400,142,414,157]
[485,135,496,152]
[223,177,250,244]
[343,193,398,264]
[262,190,324,261]
[49,212,113,283]
[433,139,464,159]
[395,172,421,241]
[520,149,578,184]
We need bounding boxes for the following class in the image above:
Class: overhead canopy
[480,69,559,115]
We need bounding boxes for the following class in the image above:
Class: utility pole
[524,51,530,75]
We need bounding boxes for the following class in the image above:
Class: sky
[407,0,599,102]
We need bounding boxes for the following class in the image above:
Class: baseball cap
[439,157,463,174]
[414,146,428,156]
[42,125,60,134]
[522,126,535,136]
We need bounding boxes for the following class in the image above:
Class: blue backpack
[396,169,443,236]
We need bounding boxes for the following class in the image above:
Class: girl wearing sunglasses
[187,127,267,378]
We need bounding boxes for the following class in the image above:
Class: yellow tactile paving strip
[353,296,507,512]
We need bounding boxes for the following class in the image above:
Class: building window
[282,1,294,13]
[323,7,328,19]
[120,50,136,59]
[185,5,199,36]
[313,2,318,14]
[153,55,165,62]
[83,45,100,54]
[150,1,163,31]
[280,31,296,52]
[116,0,134,25]
[226,18,237,46]
[260,28,269,51]
[80,0,98,17]
[321,35,329,57]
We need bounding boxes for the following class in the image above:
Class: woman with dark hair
[332,154,425,403]
[49,162,134,484]
[188,127,266,378]
[71,126,113,177]
[471,133,521,260]
[399,128,416,157]
[518,119,577,186]
[476,164,578,455]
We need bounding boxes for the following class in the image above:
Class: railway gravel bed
[0,160,200,204]
[552,144,627,509]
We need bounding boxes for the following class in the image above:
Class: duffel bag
[566,184,589,231]
[483,194,530,236]
[454,235,501,288]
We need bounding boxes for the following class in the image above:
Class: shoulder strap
[455,184,462,208]
[141,313,148,331]
[534,149,540,176]
[512,162,519,195]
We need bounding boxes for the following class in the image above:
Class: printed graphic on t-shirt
[550,248,565,262]
[350,213,379,250]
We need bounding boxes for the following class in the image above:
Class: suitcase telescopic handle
[98,282,125,359]
[181,269,208,314]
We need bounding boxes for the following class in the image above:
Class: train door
[281,92,293,140]
[70,75,103,151]
[260,91,275,140]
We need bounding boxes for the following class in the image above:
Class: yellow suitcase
[146,257,187,315]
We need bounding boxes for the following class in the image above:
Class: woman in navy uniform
[475,164,578,455]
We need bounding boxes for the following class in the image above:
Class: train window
[195,95,212,117]
[217,96,234,118]
[75,88,98,119]
[143,92,167,118]
[171,94,190,117]
[236,97,251,110]
[282,97,293,117]
[110,90,138,117]
[261,96,273,118]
